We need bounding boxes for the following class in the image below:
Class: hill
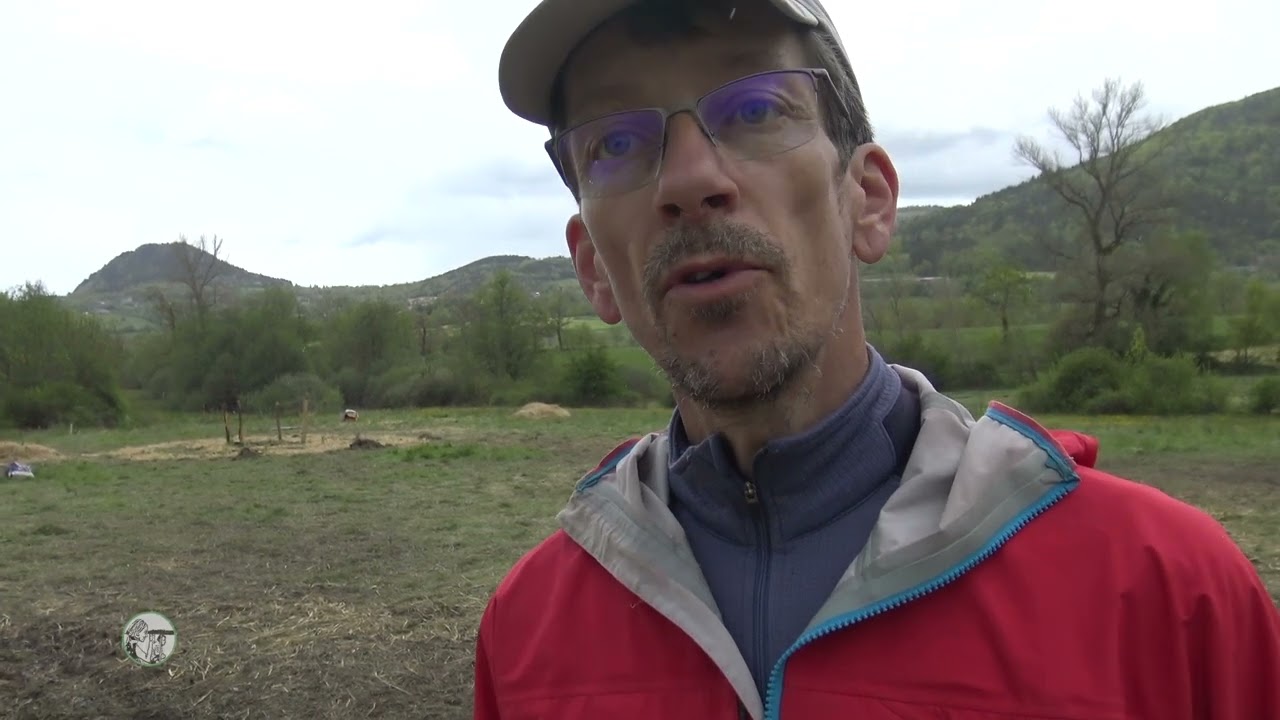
[403,255,576,301]
[895,85,1280,274]
[71,241,291,297]
[63,241,295,332]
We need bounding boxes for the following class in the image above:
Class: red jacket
[473,372,1280,719]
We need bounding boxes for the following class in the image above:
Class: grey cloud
[894,152,1032,201]
[430,158,568,200]
[877,126,1012,159]
[346,226,404,248]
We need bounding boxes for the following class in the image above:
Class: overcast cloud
[2,0,1276,294]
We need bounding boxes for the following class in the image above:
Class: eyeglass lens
[556,70,823,198]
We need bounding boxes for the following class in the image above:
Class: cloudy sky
[2,0,1276,295]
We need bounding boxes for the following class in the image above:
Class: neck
[674,323,871,477]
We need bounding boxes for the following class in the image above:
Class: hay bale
[0,441,61,463]
[513,402,571,419]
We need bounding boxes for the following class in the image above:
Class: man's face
[559,0,891,409]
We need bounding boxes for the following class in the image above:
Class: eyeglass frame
[543,67,851,198]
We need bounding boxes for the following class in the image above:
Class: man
[475,0,1280,717]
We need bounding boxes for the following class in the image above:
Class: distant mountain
[402,255,576,300]
[896,205,948,225]
[71,242,292,297]
[895,86,1280,274]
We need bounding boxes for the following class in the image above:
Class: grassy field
[2,401,1277,719]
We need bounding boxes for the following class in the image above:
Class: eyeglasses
[546,68,839,199]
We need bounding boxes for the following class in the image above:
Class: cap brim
[498,0,821,128]
[498,0,634,128]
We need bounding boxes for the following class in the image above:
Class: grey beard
[640,219,852,411]
[658,291,849,411]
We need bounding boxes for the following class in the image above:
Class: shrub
[1249,376,1280,415]
[367,363,494,407]
[242,373,344,415]
[0,381,126,429]
[562,346,626,406]
[1016,347,1228,415]
[1016,347,1127,413]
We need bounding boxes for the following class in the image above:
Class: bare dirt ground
[88,429,468,462]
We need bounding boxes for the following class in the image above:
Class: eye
[735,97,781,124]
[596,129,638,159]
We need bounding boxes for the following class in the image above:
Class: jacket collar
[664,347,919,544]
[556,365,1083,720]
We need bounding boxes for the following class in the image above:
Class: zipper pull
[744,480,758,504]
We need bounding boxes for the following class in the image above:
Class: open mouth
[662,260,765,303]
[683,268,731,284]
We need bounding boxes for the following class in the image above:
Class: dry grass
[511,403,571,419]
[0,407,1276,719]
[0,441,62,464]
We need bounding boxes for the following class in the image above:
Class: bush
[1249,376,1280,415]
[561,346,626,406]
[880,334,955,389]
[1016,347,1227,415]
[0,381,126,429]
[242,373,344,415]
[367,363,494,407]
[1016,347,1127,413]
[879,333,1026,391]
[619,363,667,406]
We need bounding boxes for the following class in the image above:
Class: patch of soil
[232,446,261,460]
[349,437,385,450]
[0,441,62,464]
[89,433,432,462]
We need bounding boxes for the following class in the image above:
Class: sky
[1,0,1276,296]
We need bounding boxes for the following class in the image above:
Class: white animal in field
[342,409,359,422]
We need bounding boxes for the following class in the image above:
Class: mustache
[642,221,788,302]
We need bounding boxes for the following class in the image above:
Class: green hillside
[896,86,1280,274]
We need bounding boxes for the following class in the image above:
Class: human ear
[566,214,622,324]
[847,143,899,265]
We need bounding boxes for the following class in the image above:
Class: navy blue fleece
[665,346,920,701]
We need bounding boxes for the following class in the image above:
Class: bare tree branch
[1012,78,1170,343]
[173,234,226,326]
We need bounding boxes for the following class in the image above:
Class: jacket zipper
[747,478,771,701]
[760,480,1077,720]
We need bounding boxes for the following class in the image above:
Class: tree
[974,265,1033,342]
[323,299,416,405]
[541,286,576,351]
[863,245,917,344]
[461,271,548,381]
[0,282,126,428]
[174,234,226,326]
[1013,78,1172,345]
[1115,231,1216,356]
[1229,279,1277,364]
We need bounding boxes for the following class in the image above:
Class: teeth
[690,271,715,282]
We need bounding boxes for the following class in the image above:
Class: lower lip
[666,268,766,303]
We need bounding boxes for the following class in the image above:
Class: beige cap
[498,0,851,128]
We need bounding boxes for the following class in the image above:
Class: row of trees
[3,232,1275,430]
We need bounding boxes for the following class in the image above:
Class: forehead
[560,1,808,122]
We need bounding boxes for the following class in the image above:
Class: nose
[652,113,739,225]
